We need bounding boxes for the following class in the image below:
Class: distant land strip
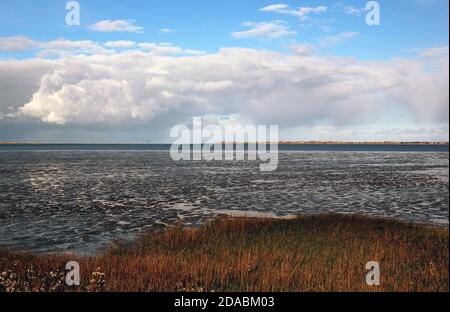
[0,141,449,145]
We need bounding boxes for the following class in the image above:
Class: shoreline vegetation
[0,214,448,292]
[0,141,448,145]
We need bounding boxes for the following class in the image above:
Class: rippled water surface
[0,149,448,254]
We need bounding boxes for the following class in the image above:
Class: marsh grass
[0,214,448,292]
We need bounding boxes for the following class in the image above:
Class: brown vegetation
[0,214,448,292]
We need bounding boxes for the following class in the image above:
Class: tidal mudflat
[0,149,448,254]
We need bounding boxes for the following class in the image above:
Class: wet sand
[0,150,448,254]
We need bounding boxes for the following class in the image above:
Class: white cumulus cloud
[0,36,37,52]
[104,40,136,49]
[232,21,296,39]
[260,4,327,20]
[89,20,144,33]
[10,46,447,132]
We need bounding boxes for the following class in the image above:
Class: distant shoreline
[280,141,449,145]
[1,141,448,145]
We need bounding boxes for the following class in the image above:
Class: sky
[0,0,448,143]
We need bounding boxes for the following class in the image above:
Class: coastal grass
[0,214,448,292]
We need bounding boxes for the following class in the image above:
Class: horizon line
[1,141,449,145]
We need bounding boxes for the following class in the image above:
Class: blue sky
[0,0,448,142]
[0,0,448,59]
